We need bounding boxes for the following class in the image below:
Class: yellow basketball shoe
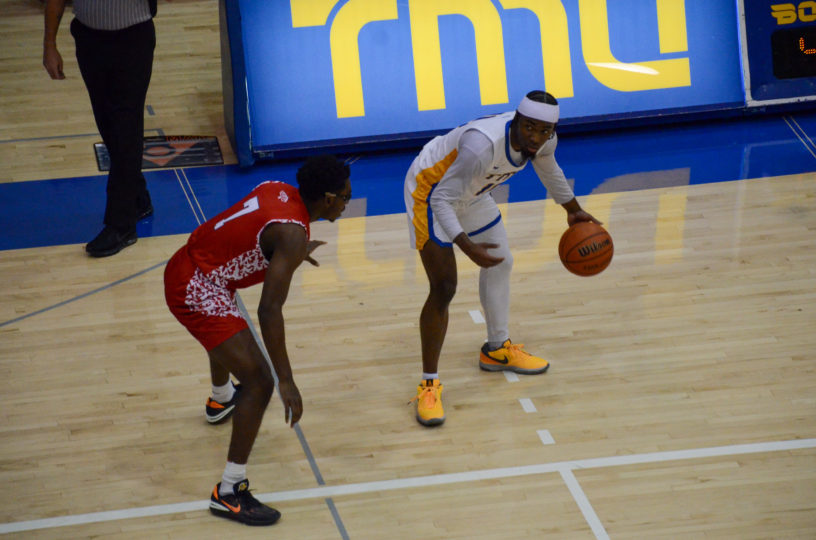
[479,340,550,374]
[410,379,445,426]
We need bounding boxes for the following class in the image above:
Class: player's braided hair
[296,155,350,202]
[525,89,558,105]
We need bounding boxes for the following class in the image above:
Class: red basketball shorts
[164,247,248,351]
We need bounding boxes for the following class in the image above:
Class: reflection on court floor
[1,112,815,251]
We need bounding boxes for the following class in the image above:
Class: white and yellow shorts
[404,159,502,250]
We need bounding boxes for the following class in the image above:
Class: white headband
[517,96,559,123]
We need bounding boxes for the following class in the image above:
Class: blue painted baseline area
[1,112,814,252]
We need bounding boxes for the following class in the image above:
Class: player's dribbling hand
[567,210,601,227]
[277,380,303,427]
[304,240,326,267]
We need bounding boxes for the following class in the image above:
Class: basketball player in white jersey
[405,91,600,426]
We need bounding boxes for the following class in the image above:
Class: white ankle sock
[220,461,246,496]
[212,380,235,403]
[422,372,438,381]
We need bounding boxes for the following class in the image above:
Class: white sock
[220,461,247,496]
[212,380,235,403]
[422,372,438,381]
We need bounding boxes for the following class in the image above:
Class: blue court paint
[1,112,814,251]
[0,169,200,250]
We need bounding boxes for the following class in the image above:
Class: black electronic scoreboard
[743,1,816,103]
[771,25,816,79]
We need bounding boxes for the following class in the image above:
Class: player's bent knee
[239,363,275,396]
[429,279,457,304]
[256,370,276,397]
[492,253,513,273]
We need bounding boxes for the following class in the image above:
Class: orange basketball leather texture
[558,222,614,276]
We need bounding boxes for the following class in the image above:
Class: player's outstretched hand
[277,379,303,427]
[304,240,327,266]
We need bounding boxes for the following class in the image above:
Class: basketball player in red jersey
[164,155,351,525]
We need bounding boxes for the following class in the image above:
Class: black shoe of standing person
[138,202,154,220]
[85,225,137,257]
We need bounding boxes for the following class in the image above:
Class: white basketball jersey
[406,111,560,203]
[405,110,572,249]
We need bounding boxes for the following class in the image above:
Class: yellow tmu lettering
[656,0,687,53]
[290,0,337,26]
[330,0,398,118]
[292,0,398,118]
[408,0,508,110]
[579,0,690,91]
[498,0,574,98]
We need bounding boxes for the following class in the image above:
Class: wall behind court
[220,0,814,165]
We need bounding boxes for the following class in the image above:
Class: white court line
[519,398,537,413]
[503,371,519,382]
[173,169,204,225]
[2,438,815,534]
[784,116,816,159]
[0,501,209,534]
[537,429,555,445]
[179,168,207,224]
[559,467,609,540]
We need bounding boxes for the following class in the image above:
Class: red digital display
[772,26,816,79]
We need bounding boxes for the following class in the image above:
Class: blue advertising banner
[232,0,746,157]
[742,0,816,103]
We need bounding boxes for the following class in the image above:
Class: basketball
[558,222,613,276]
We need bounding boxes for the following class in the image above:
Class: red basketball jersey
[184,181,311,290]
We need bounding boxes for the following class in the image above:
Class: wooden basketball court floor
[2,2,816,539]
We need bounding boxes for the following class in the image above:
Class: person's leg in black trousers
[72,18,155,257]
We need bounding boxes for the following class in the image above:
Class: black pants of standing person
[71,17,155,257]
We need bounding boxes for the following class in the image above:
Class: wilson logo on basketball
[559,222,613,276]
[577,238,612,258]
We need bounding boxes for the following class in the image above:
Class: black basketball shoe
[205,384,242,424]
[209,479,281,526]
